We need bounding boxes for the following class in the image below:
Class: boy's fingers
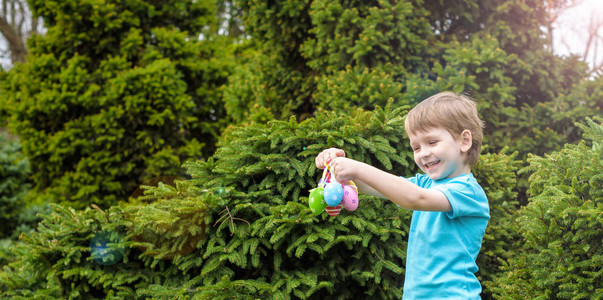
[315,155,323,169]
[327,148,345,160]
[316,150,329,169]
[331,157,347,183]
[315,148,345,169]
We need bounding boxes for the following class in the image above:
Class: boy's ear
[460,130,472,153]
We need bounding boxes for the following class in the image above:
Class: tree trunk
[0,16,27,63]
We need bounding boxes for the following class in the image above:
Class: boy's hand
[330,157,361,183]
[315,148,346,169]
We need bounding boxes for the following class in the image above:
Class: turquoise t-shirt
[402,173,489,300]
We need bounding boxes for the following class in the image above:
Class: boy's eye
[412,146,420,152]
[429,140,438,145]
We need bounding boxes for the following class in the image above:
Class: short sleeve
[405,173,432,188]
[433,178,489,219]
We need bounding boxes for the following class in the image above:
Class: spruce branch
[214,206,250,236]
[91,204,109,223]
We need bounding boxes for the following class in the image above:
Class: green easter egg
[308,187,327,215]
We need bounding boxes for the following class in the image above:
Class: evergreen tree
[0,101,522,298]
[0,133,51,269]
[0,0,235,209]
[418,0,599,160]
[0,132,30,239]
[472,148,522,299]
[225,0,433,122]
[488,117,603,299]
[503,75,603,159]
[227,0,601,162]
[0,104,411,298]
[413,0,601,205]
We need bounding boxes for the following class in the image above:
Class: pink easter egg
[325,205,342,217]
[341,185,359,211]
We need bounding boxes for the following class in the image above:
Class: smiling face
[408,127,472,180]
[404,92,484,168]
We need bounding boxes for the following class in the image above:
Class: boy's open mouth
[425,160,441,169]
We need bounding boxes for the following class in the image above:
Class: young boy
[315,92,489,299]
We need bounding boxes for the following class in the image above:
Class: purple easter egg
[341,185,359,211]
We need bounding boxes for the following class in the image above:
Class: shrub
[0,132,30,239]
[0,0,234,209]
[472,148,522,299]
[0,102,522,298]
[0,104,411,298]
[487,117,603,299]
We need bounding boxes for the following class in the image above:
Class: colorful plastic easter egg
[308,187,327,215]
[341,185,359,211]
[325,205,342,217]
[324,182,343,206]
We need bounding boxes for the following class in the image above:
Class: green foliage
[494,74,602,204]
[501,75,603,159]
[229,0,598,167]
[301,0,431,74]
[0,133,51,267]
[472,148,522,299]
[229,0,315,120]
[0,240,16,268]
[403,34,516,107]
[0,133,30,239]
[488,117,603,299]
[222,41,270,123]
[1,204,138,298]
[0,104,409,298]
[181,103,413,298]
[1,0,601,298]
[423,0,584,105]
[407,0,600,206]
[0,100,526,298]
[0,0,235,209]
[314,66,405,112]
[461,0,594,159]
[228,0,432,122]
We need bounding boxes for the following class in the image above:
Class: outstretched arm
[330,157,451,212]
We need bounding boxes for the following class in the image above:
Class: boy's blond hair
[404,92,485,167]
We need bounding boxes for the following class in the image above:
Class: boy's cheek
[413,156,423,169]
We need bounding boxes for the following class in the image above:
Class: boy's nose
[419,148,432,159]
[419,147,431,157]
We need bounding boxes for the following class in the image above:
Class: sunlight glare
[552,0,603,68]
